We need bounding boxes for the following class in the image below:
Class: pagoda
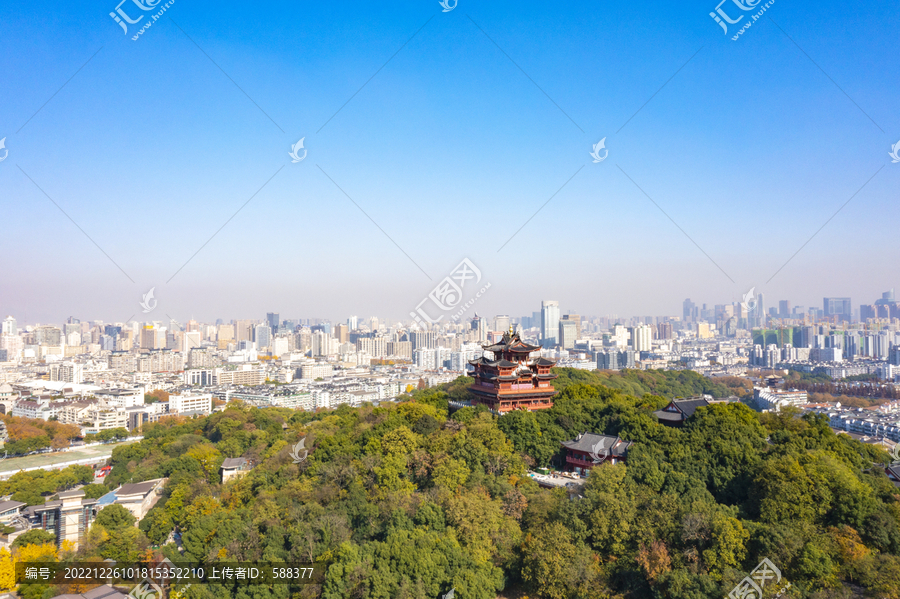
[468,328,558,414]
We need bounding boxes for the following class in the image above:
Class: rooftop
[221,457,249,469]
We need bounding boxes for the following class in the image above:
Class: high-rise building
[255,324,272,350]
[494,315,511,333]
[34,326,62,346]
[541,301,560,348]
[235,320,254,342]
[779,300,791,318]
[1,316,16,336]
[412,330,436,351]
[559,320,578,350]
[757,292,766,328]
[183,331,202,353]
[217,324,235,342]
[824,297,852,323]
[140,325,157,350]
[561,314,581,337]
[632,324,653,352]
[683,299,695,323]
[334,323,349,344]
[347,316,359,330]
[267,313,280,330]
[470,315,487,342]
[657,322,673,340]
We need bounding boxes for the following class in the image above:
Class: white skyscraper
[541,301,560,348]
[1,317,16,336]
[632,324,653,353]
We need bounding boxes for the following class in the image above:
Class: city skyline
[1,2,898,323]
[1,287,895,327]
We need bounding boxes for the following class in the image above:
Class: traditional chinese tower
[468,327,558,414]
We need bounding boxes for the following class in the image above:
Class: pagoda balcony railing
[497,385,554,394]
[566,455,603,467]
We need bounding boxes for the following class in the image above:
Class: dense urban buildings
[0,288,897,435]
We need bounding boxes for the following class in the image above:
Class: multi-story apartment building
[387,341,412,360]
[49,362,84,384]
[168,392,212,415]
[357,336,388,357]
[108,351,136,372]
[299,363,334,380]
[217,364,265,386]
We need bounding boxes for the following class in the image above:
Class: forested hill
[85,375,900,599]
[551,367,753,399]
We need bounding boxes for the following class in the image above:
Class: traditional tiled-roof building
[652,397,715,427]
[560,432,633,475]
[468,330,557,414]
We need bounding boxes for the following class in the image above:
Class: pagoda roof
[530,357,557,366]
[483,331,541,353]
[468,357,520,368]
[494,359,519,368]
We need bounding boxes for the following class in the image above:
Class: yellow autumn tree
[185,443,222,479]
[182,496,220,531]
[0,548,15,591]
[15,542,58,563]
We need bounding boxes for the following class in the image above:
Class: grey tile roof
[561,432,633,458]
[221,457,249,469]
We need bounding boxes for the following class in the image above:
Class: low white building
[168,392,212,415]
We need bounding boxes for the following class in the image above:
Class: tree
[431,455,469,490]
[95,504,137,530]
[81,483,110,499]
[0,548,13,591]
[637,540,672,582]
[12,530,56,548]
[521,522,606,599]
[140,508,174,546]
[185,443,223,480]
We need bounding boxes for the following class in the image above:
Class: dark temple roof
[561,432,633,458]
[482,331,541,353]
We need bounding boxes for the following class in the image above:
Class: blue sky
[0,0,897,324]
